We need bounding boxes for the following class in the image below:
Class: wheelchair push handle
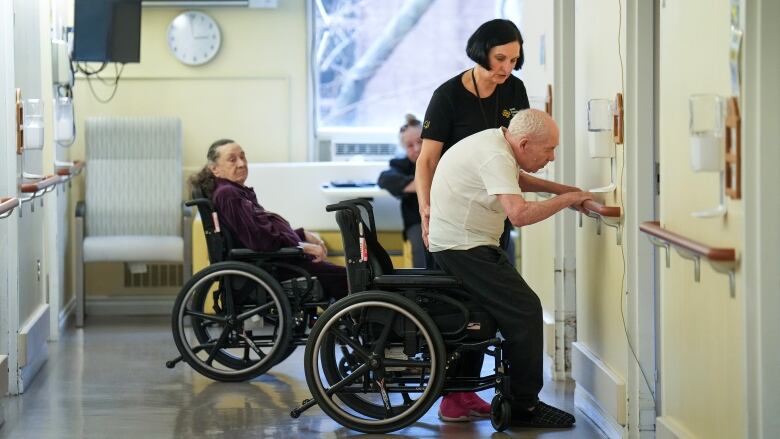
[326,198,370,211]
[185,197,213,208]
[325,198,377,232]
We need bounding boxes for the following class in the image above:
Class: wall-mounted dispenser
[21,98,45,180]
[586,98,616,193]
[23,99,44,150]
[54,96,75,146]
[689,94,727,217]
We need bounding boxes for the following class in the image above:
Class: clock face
[167,11,221,66]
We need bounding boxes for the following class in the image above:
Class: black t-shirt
[376,157,420,236]
[422,71,530,155]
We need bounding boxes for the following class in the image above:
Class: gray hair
[507,108,552,142]
[189,138,236,198]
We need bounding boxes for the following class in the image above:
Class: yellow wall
[518,0,556,317]
[574,0,628,386]
[72,4,309,168]
[657,1,745,436]
[67,3,309,299]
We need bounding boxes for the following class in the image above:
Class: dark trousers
[433,246,543,407]
[276,259,348,300]
[405,223,434,268]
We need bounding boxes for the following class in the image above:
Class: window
[311,0,504,130]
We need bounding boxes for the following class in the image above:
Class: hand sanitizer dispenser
[587,99,613,158]
[23,99,44,150]
[586,98,616,193]
[689,94,724,172]
[689,94,727,217]
[54,96,75,145]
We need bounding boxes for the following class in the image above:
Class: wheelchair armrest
[391,268,450,276]
[228,246,304,261]
[372,274,461,288]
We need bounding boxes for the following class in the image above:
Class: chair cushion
[85,117,182,237]
[83,236,183,262]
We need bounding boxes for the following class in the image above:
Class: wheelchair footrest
[443,375,500,393]
[290,397,318,419]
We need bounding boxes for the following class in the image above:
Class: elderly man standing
[428,109,592,428]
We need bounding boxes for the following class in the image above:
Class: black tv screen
[73,0,141,63]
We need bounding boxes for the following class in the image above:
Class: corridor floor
[0,316,606,438]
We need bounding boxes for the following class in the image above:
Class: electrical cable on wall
[75,61,125,104]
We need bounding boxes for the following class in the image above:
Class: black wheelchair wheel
[490,395,511,432]
[172,261,293,382]
[275,340,300,365]
[304,291,446,434]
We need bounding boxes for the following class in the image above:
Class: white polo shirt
[429,128,522,251]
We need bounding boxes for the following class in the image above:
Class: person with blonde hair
[377,114,432,268]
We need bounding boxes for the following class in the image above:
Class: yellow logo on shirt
[502,109,511,119]
[423,120,431,128]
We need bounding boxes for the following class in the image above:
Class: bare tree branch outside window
[314,0,496,128]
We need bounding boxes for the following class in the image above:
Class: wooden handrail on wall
[583,200,621,218]
[580,199,623,245]
[21,175,60,193]
[19,174,60,215]
[639,220,737,296]
[56,160,85,177]
[0,197,19,219]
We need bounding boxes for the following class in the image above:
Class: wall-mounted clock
[167,11,221,66]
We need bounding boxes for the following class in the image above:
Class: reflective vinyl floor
[0,316,606,438]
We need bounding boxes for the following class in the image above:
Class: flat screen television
[72,0,142,63]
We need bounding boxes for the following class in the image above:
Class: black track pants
[433,245,543,407]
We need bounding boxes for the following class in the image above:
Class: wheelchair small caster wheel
[165,361,176,369]
[491,395,511,432]
[290,409,300,419]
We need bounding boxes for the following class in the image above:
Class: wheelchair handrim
[177,268,285,376]
[310,300,438,426]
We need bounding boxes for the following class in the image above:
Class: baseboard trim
[86,295,177,316]
[575,385,626,439]
[0,355,8,396]
[59,297,76,330]
[543,311,555,359]
[18,305,50,393]
[18,305,50,367]
[572,341,626,426]
[0,355,5,427]
[656,416,694,439]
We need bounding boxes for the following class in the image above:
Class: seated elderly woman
[190,138,348,300]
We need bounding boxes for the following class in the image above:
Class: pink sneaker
[438,393,472,422]
[462,392,491,418]
[438,392,492,422]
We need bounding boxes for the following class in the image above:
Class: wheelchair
[290,199,513,433]
[165,187,332,382]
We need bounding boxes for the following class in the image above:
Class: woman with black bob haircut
[414,18,531,422]
[417,18,529,256]
[466,18,525,71]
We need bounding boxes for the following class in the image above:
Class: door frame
[552,0,577,381]
[743,0,780,436]
[1,0,21,396]
[624,0,658,436]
